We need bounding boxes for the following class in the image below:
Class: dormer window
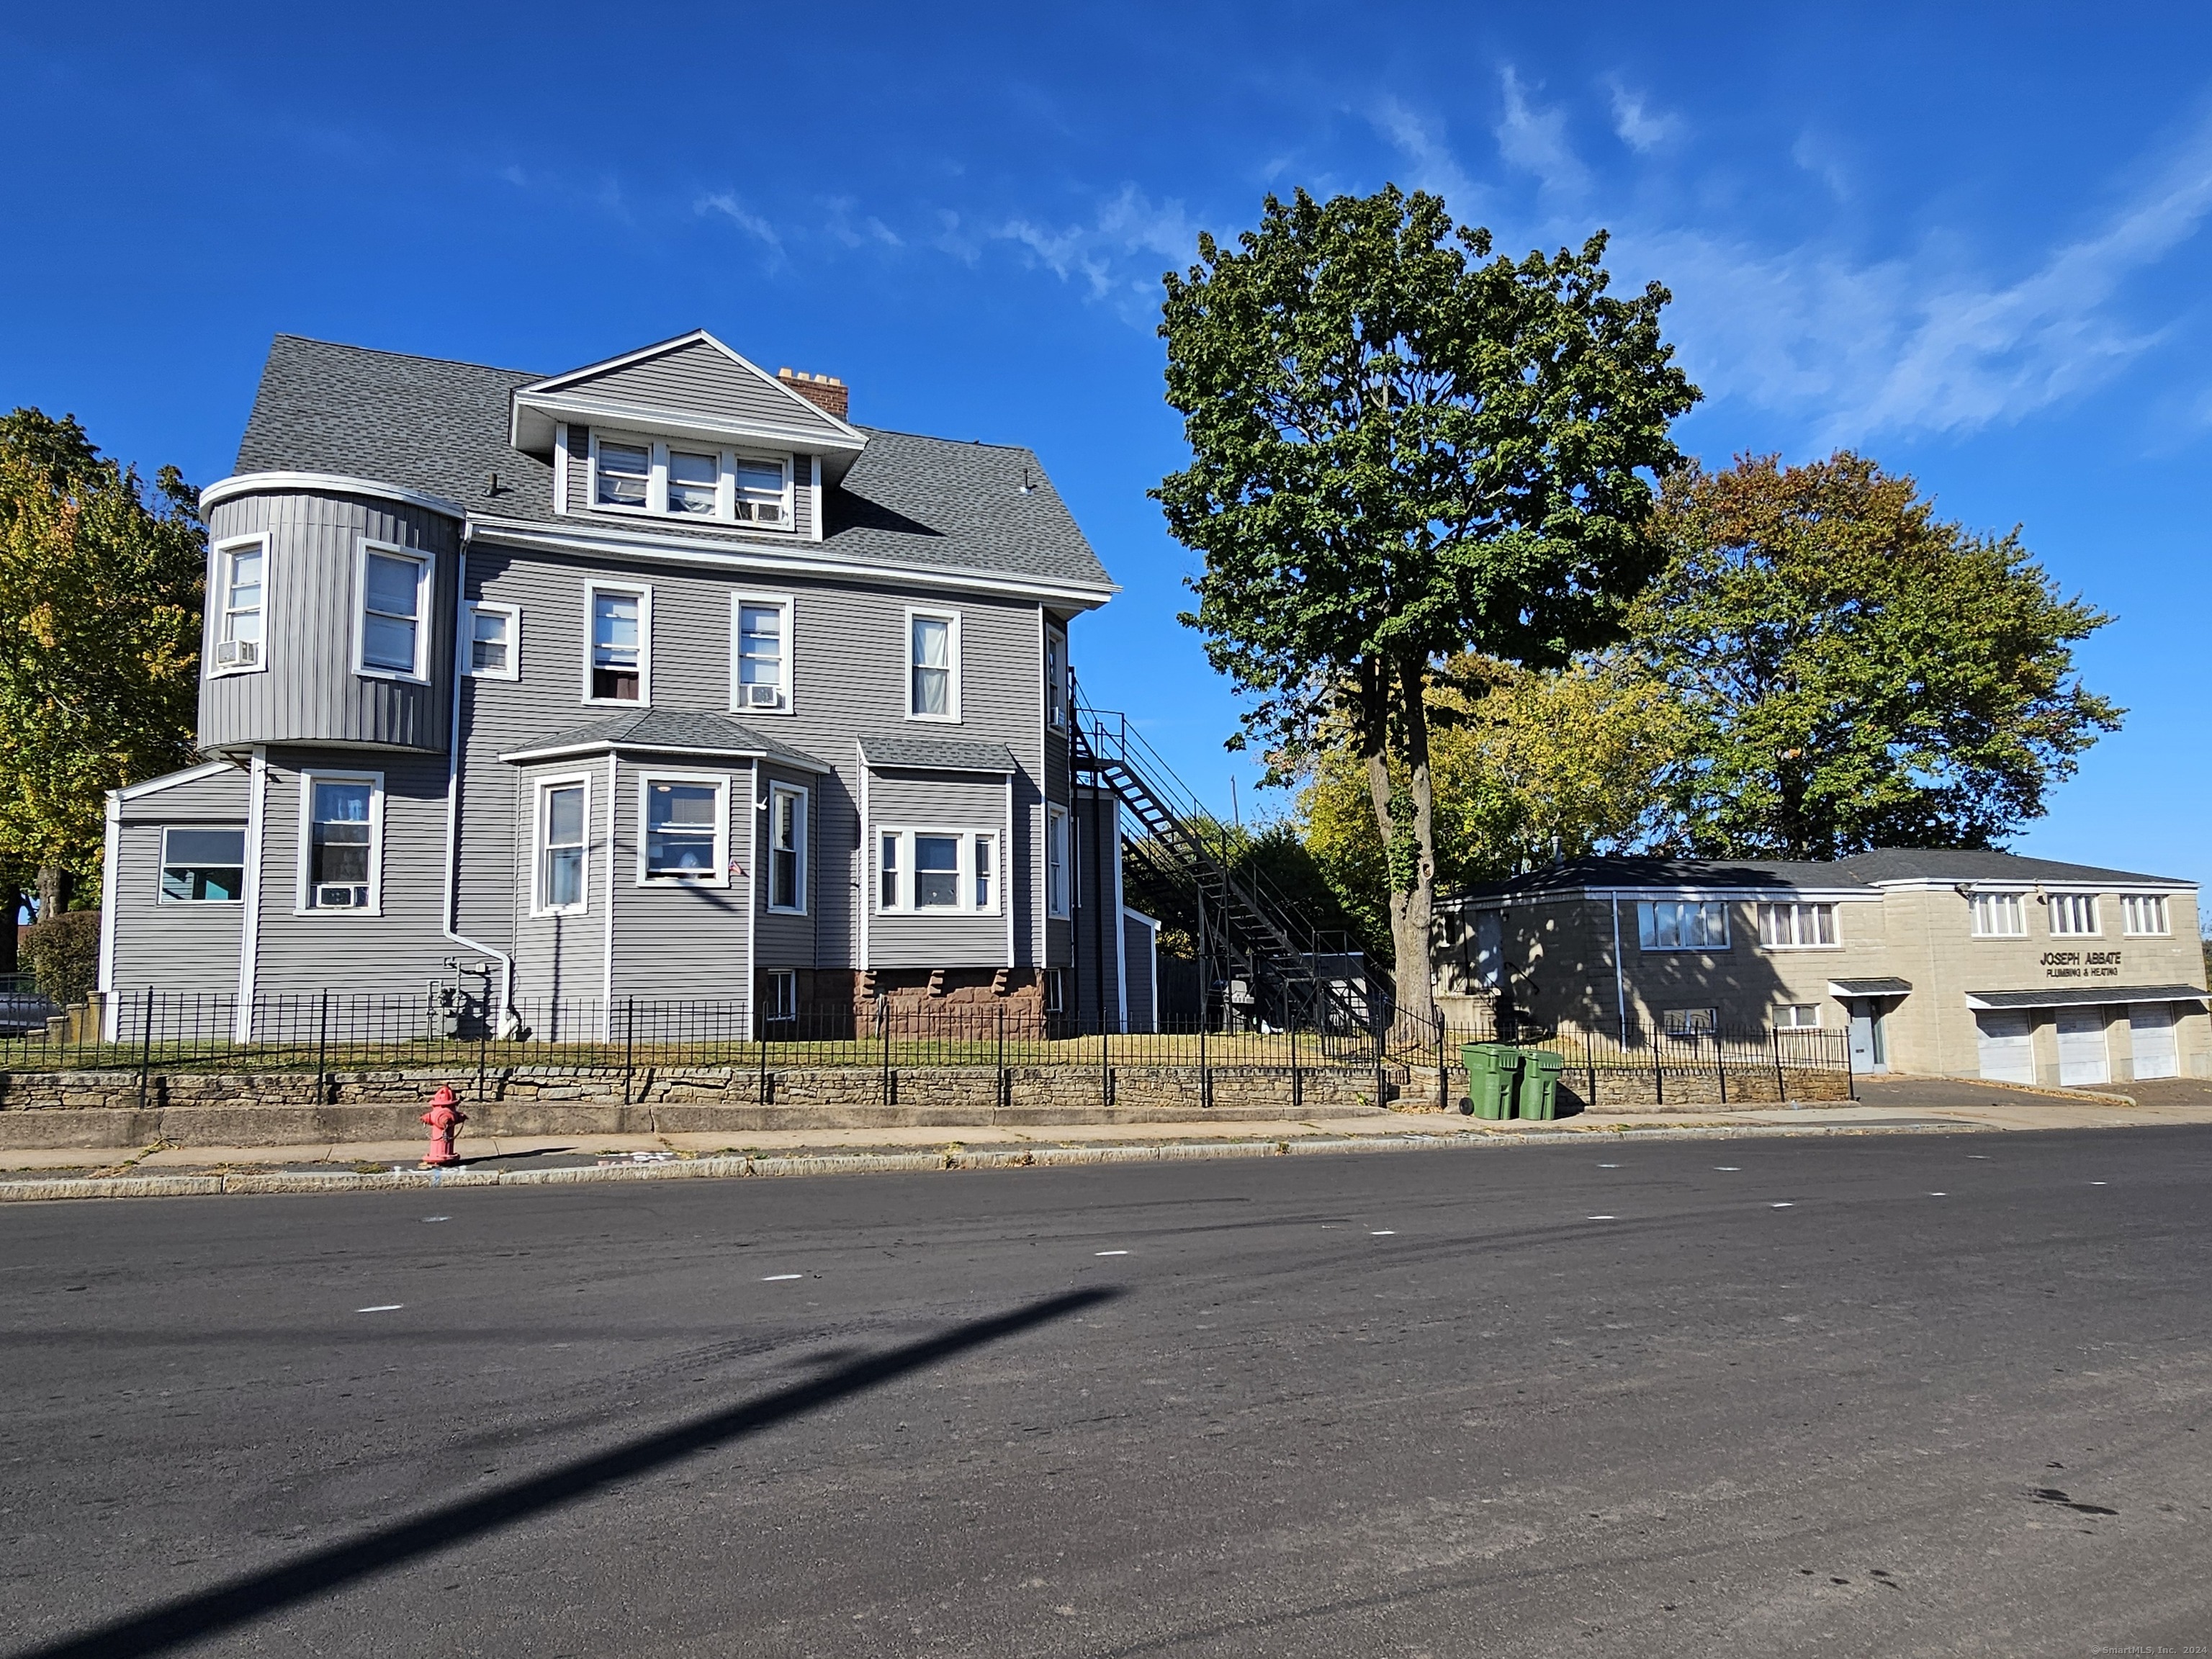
[587,431,791,528]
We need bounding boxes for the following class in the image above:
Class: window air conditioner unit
[315,884,358,908]
[745,683,781,709]
[216,639,260,667]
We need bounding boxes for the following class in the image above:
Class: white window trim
[635,770,729,888]
[462,601,521,681]
[294,769,385,917]
[530,773,593,917]
[2121,894,2172,937]
[1756,901,1840,950]
[1046,627,1067,731]
[586,428,793,529]
[156,825,246,905]
[2047,892,2102,938]
[1637,899,1730,952]
[765,782,809,914]
[873,827,1001,915]
[904,606,963,723]
[1969,889,2030,938]
[353,539,433,683]
[583,580,652,707]
[764,968,798,1020]
[729,592,795,716]
[210,533,270,678]
[1046,804,1071,920]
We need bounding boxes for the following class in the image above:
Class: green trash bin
[1460,1043,1523,1119]
[1518,1048,1565,1120]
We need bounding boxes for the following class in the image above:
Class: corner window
[874,829,1000,914]
[358,544,431,680]
[299,773,381,912]
[907,610,959,721]
[1969,891,2026,938]
[588,431,791,526]
[535,779,589,914]
[2048,893,2100,937]
[587,585,649,703]
[2122,894,2170,936]
[1637,900,1728,951]
[212,538,266,673]
[158,827,245,903]
[639,775,727,884]
[1756,902,1837,948]
[464,603,518,680]
[732,595,791,712]
[768,783,807,913]
[1046,804,1071,919]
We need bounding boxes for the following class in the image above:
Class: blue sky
[4,3,2206,889]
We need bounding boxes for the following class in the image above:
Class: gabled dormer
[508,331,868,539]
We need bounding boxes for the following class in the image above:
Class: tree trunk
[35,865,71,921]
[0,891,17,974]
[1389,659,1439,1036]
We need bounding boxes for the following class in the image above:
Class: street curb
[0,1118,1992,1202]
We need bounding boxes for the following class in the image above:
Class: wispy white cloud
[993,185,1202,305]
[1790,132,1853,202]
[1495,68,1587,194]
[1606,82,1679,152]
[696,192,783,256]
[1370,98,1482,209]
[824,195,902,249]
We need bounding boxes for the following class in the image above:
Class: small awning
[858,734,1018,775]
[1964,984,2208,1011]
[1830,977,1912,998]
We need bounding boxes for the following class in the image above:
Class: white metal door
[1975,1010,2036,1084]
[2128,1004,2180,1080]
[2056,1006,2110,1087]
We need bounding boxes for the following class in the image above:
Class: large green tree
[0,410,204,927]
[1635,451,2120,858]
[1156,186,1699,1023]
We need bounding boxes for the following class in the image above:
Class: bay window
[874,829,1000,914]
[536,780,588,914]
[768,784,806,913]
[639,775,726,884]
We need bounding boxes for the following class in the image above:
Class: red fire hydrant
[421,1086,467,1168]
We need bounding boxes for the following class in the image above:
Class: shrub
[24,910,101,1005]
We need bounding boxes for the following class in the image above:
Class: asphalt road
[4,1128,2209,1658]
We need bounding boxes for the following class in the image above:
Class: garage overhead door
[2129,1004,2180,1081]
[2056,1006,2110,1087]
[1976,1010,2036,1084]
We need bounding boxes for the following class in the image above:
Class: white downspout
[235,747,267,1042]
[1111,800,1128,1033]
[441,537,516,1033]
[1611,892,1629,1042]
[97,791,120,1040]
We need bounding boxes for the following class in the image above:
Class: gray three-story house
[99,331,1135,1038]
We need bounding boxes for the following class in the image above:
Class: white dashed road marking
[1095,1250,1129,1257]
[356,1304,403,1313]
[1370,1231,1395,1236]
[1586,1215,1617,1221]
[1771,1202,1794,1209]
[763,1274,804,1282]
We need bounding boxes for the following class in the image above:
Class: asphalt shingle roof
[1448,848,2196,902]
[858,734,1020,774]
[1829,848,2191,887]
[500,709,827,773]
[232,335,1115,594]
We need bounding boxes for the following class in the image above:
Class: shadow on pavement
[12,1286,1120,1659]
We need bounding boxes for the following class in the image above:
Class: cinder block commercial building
[1437,850,2207,1085]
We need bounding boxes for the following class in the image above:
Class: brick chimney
[777,367,849,421]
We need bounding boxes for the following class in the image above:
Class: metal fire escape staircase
[1071,695,1383,1035]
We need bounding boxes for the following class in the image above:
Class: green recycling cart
[1517,1047,1566,1120]
[1460,1043,1523,1119]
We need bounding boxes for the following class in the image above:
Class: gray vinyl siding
[114,765,251,825]
[1123,914,1156,1033]
[508,758,606,1009]
[201,490,457,754]
[609,757,751,1002]
[865,769,1010,970]
[564,341,848,439]
[107,822,245,995]
[251,749,458,998]
[1068,788,1123,1028]
[753,762,818,970]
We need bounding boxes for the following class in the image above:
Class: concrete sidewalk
[4,1075,2207,1198]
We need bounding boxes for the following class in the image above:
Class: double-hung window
[536,781,588,914]
[666,448,719,516]
[300,773,380,912]
[768,785,806,912]
[159,828,245,903]
[732,595,791,711]
[464,603,518,679]
[2122,894,2170,936]
[1046,805,1071,919]
[1969,891,2027,938]
[640,776,725,884]
[359,544,430,679]
[589,433,791,526]
[594,440,650,508]
[1046,630,1066,730]
[2048,893,2100,937]
[763,969,797,1022]
[1637,900,1728,951]
[874,830,999,914]
[907,611,958,720]
[732,457,786,523]
[588,586,648,703]
[1775,1003,1822,1030]
[1755,902,1838,948]
[213,539,266,673]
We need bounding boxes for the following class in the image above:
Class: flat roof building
[1437,850,2207,1086]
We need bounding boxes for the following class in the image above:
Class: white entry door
[2056,1007,2110,1087]
[1975,1010,2036,1084]
[2129,1004,2180,1080]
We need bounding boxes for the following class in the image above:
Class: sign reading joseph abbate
[2042,951,2122,980]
